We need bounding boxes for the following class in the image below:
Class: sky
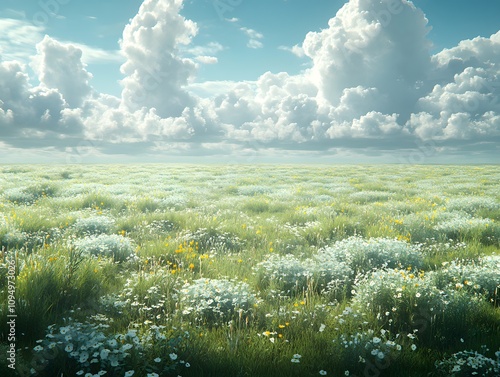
[0,0,499,164]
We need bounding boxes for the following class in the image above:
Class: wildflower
[124,371,135,377]
[33,345,43,352]
[65,344,74,352]
[293,354,302,359]
[411,344,417,351]
[59,326,70,334]
[319,324,326,332]
[291,358,300,363]
[79,351,89,363]
[169,353,178,361]
[319,371,327,375]
[345,371,350,376]
[147,374,159,377]
[154,357,161,362]
[372,337,381,344]
[100,349,110,359]
[185,363,190,368]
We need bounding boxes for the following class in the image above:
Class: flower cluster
[254,252,352,298]
[433,211,496,239]
[431,257,500,302]
[316,236,423,274]
[180,278,256,323]
[30,318,189,377]
[352,267,445,321]
[73,216,115,236]
[73,234,135,262]
[31,319,139,375]
[334,328,404,369]
[100,270,177,321]
[179,228,243,254]
[434,347,500,376]
[254,254,313,295]
[446,196,499,215]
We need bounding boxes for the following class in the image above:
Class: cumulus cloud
[0,59,81,145]
[406,31,500,141]
[31,36,93,108]
[0,0,499,162]
[303,0,432,119]
[119,0,198,118]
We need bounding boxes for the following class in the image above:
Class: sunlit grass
[0,164,499,376]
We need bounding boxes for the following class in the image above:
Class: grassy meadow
[0,164,499,377]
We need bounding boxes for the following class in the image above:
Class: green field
[1,164,499,377]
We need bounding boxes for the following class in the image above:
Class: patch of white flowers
[73,234,135,262]
[180,278,257,323]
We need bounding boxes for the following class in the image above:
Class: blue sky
[0,0,499,163]
[3,0,499,95]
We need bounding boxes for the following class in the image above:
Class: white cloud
[0,18,44,62]
[1,0,499,161]
[302,0,432,120]
[60,41,124,64]
[186,42,224,57]
[0,58,82,145]
[31,36,93,108]
[240,27,264,49]
[406,31,500,141]
[278,44,305,58]
[0,17,123,66]
[119,0,198,118]
[247,39,263,49]
[195,56,218,64]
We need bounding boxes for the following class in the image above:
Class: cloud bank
[0,0,499,162]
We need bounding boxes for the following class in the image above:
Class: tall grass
[0,164,499,376]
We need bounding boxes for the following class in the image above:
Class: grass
[0,164,499,377]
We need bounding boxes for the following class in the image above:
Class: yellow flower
[278,324,286,329]
[189,263,195,270]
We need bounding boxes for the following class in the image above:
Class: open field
[1,164,499,377]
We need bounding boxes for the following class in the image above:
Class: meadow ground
[0,164,499,377]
